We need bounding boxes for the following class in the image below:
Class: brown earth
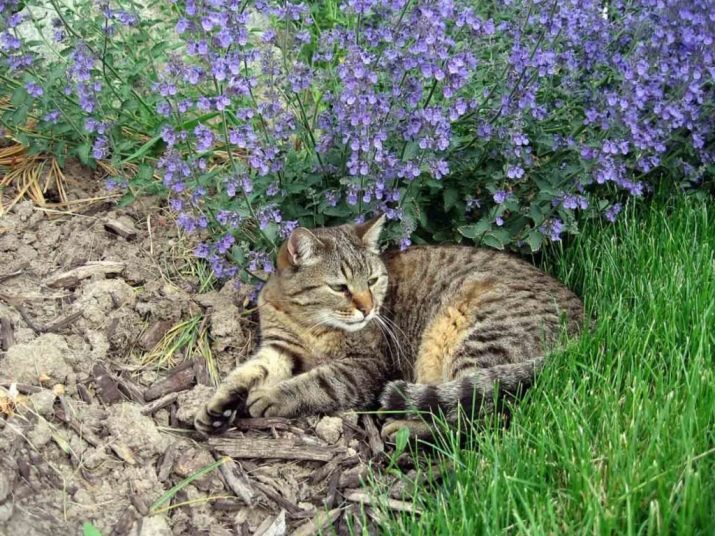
[0,162,432,535]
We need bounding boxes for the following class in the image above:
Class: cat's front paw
[246,385,297,418]
[194,403,237,435]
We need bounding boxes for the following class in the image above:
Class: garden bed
[0,165,417,535]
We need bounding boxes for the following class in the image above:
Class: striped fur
[195,218,584,438]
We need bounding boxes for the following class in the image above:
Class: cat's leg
[245,355,389,418]
[195,346,296,434]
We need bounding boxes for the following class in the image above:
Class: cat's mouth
[330,313,375,332]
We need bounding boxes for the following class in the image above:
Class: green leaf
[443,187,459,211]
[82,522,103,536]
[458,219,491,239]
[77,143,92,166]
[529,204,545,226]
[525,229,543,252]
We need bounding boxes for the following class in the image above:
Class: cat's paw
[194,404,236,435]
[246,385,297,418]
[380,419,432,443]
[194,389,248,435]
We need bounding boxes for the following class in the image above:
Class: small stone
[314,416,343,444]
[5,334,75,384]
[135,515,172,536]
[0,471,10,502]
[173,448,215,490]
[175,384,215,425]
[29,390,56,417]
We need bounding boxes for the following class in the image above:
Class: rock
[175,384,215,425]
[173,448,216,490]
[0,470,10,502]
[75,279,136,326]
[314,416,343,444]
[0,501,13,523]
[27,419,53,448]
[133,515,172,536]
[28,390,56,417]
[4,334,75,384]
[105,403,169,456]
[45,261,126,289]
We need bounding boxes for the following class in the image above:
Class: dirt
[0,162,428,535]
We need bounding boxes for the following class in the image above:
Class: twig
[140,392,178,416]
[343,490,422,514]
[0,293,81,334]
[208,436,344,462]
[0,263,28,283]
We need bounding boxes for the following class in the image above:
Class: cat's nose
[352,291,373,316]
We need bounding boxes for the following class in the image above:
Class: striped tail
[379,357,544,422]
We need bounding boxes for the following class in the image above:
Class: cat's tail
[379,357,544,422]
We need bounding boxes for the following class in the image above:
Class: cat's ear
[277,228,323,270]
[355,214,386,253]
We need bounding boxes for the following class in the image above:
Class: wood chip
[254,509,286,536]
[109,441,137,465]
[216,456,255,505]
[103,216,138,239]
[116,372,146,404]
[143,366,195,401]
[139,320,173,351]
[156,444,177,482]
[292,508,342,536]
[360,415,384,456]
[92,363,123,405]
[0,317,15,351]
[45,261,126,288]
[343,490,421,514]
[254,483,307,519]
[209,437,344,462]
[140,392,178,416]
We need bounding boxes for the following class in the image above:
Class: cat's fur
[195,216,584,439]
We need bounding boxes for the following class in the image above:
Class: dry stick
[343,490,422,515]
[208,436,344,462]
[0,382,41,394]
[0,263,28,283]
[140,392,179,416]
[254,482,308,519]
[143,366,195,401]
[0,292,81,334]
[292,508,343,536]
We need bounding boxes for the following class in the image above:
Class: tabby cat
[195,216,584,439]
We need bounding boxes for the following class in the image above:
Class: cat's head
[271,215,388,332]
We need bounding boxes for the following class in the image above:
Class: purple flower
[25,82,43,98]
[604,203,623,223]
[493,190,509,204]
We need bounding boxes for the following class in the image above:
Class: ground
[2,158,713,535]
[0,161,417,535]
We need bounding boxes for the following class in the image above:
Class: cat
[195,215,584,440]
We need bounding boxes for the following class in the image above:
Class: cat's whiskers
[375,315,409,372]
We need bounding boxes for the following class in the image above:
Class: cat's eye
[368,277,379,286]
[328,283,349,293]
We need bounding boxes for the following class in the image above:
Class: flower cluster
[1,0,713,284]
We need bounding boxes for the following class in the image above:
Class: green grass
[381,196,715,534]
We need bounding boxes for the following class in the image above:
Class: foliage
[1,0,713,282]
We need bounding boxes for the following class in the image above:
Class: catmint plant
[1,0,713,285]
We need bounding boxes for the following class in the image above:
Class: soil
[0,161,427,535]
